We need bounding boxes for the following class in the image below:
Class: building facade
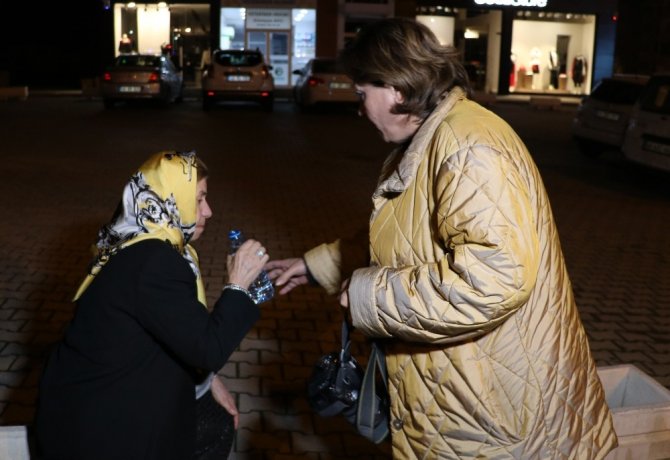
[413,0,618,96]
[105,0,617,92]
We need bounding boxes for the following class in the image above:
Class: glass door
[246,31,290,87]
[269,32,289,86]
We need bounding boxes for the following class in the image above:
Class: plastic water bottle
[228,229,275,304]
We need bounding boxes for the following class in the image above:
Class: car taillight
[261,91,270,97]
[103,72,112,81]
[148,72,159,83]
[308,77,324,87]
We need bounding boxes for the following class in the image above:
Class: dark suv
[572,75,649,156]
[201,50,275,111]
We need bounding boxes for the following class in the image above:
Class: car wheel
[103,98,115,109]
[203,98,212,111]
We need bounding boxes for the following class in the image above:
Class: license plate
[119,86,141,93]
[643,139,670,156]
[595,110,619,121]
[330,82,351,90]
[227,74,250,82]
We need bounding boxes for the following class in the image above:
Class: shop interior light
[294,9,308,23]
[158,2,167,9]
[185,27,192,33]
[464,28,479,39]
[127,2,136,8]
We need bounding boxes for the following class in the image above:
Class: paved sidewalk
[0,96,668,459]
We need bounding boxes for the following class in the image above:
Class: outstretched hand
[265,258,309,295]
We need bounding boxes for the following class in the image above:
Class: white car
[292,58,358,110]
[622,73,670,172]
[571,75,648,157]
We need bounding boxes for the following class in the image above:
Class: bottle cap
[228,229,241,239]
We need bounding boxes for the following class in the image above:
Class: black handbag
[307,319,390,444]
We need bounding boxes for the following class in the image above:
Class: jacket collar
[373,86,466,198]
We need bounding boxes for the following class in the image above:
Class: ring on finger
[256,249,265,258]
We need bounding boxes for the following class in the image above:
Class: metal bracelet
[223,283,252,300]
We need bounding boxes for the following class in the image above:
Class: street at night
[1,95,669,458]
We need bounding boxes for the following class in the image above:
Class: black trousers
[194,390,235,460]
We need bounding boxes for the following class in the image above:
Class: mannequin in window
[549,49,560,90]
[529,47,541,90]
[118,33,134,54]
[572,55,587,89]
[510,52,517,89]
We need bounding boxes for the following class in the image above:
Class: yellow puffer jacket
[304,87,617,459]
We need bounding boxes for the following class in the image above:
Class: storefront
[109,1,316,87]
[415,0,618,96]
[218,3,317,87]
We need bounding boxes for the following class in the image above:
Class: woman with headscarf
[35,150,267,459]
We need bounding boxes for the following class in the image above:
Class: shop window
[292,9,315,86]
[510,11,595,95]
[221,8,246,50]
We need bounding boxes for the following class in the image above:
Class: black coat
[35,239,260,459]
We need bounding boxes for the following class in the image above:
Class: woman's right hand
[226,239,269,289]
[265,258,309,295]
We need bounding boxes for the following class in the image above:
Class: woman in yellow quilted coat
[267,18,617,459]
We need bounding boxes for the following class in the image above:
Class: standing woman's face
[355,83,421,144]
[192,178,212,241]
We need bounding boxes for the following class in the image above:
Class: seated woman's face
[192,178,212,241]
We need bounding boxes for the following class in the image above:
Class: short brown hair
[196,155,209,181]
[339,18,471,120]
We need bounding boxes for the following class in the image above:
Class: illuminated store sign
[474,0,548,7]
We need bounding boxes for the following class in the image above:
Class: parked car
[202,49,274,111]
[101,54,183,108]
[622,73,670,172]
[292,58,358,110]
[571,74,649,156]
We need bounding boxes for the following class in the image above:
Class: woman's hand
[211,375,239,429]
[265,258,309,295]
[227,239,269,289]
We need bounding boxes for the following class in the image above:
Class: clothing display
[572,55,587,86]
[304,87,617,458]
[549,50,560,89]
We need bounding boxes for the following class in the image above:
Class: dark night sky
[1,0,668,88]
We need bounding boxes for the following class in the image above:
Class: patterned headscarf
[73,150,207,306]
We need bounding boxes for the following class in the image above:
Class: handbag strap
[356,340,389,443]
[316,320,355,418]
[336,319,354,392]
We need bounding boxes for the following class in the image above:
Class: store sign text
[246,9,291,30]
[474,0,548,7]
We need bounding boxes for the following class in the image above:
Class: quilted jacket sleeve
[304,227,370,295]
[349,138,541,344]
